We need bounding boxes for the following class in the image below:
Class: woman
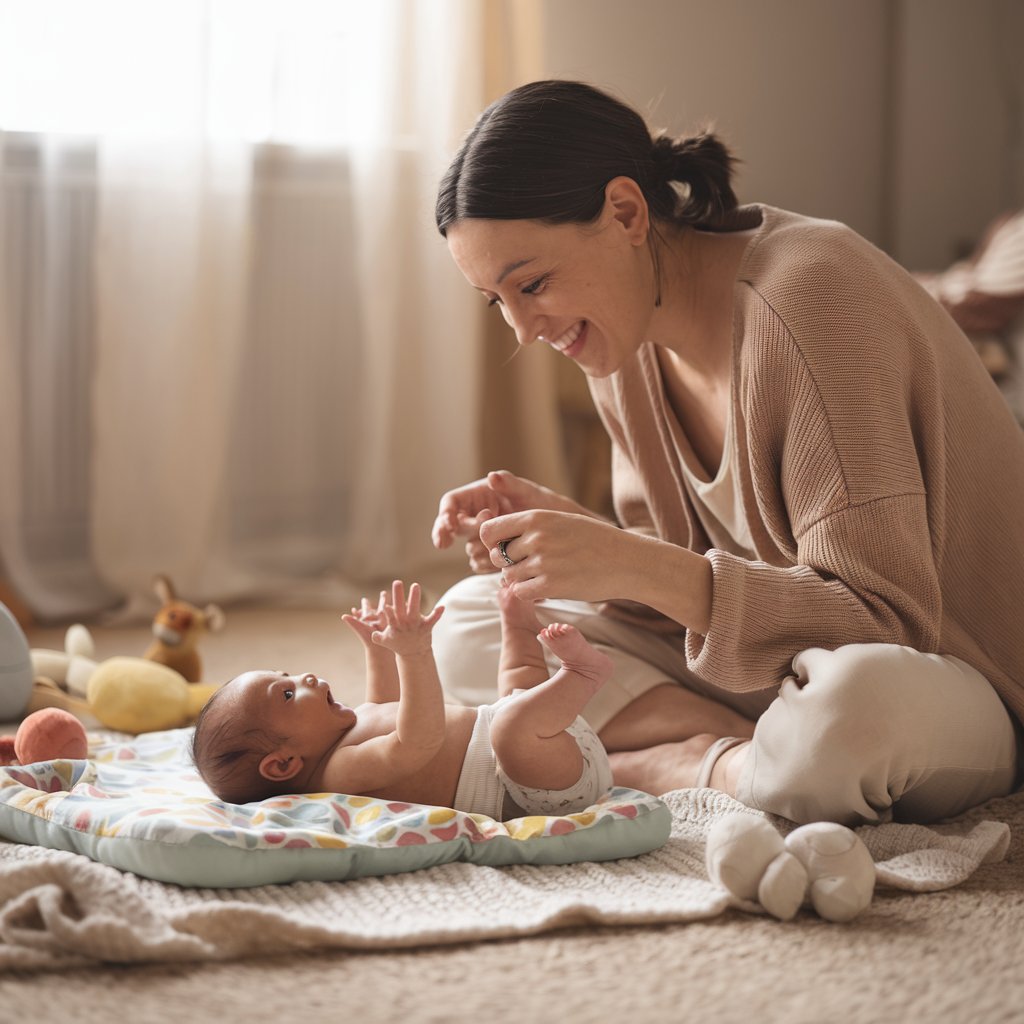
[428,79,1024,826]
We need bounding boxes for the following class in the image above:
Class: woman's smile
[544,320,587,359]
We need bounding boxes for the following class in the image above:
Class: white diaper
[452,693,613,819]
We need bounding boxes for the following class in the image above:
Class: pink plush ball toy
[13,708,88,764]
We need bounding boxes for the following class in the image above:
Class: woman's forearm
[555,492,614,523]
[618,533,713,635]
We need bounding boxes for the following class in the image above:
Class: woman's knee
[434,573,503,625]
[738,644,986,825]
[787,643,919,734]
[431,574,505,704]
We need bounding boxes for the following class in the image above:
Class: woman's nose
[501,305,540,347]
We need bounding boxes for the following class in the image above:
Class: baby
[191,580,614,818]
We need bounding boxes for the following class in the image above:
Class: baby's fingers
[423,603,445,628]
[342,613,374,642]
[390,580,407,616]
[381,602,400,630]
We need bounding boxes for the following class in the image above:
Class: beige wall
[892,0,1024,269]
[539,0,1022,271]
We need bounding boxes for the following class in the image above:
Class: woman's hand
[478,510,636,603]
[479,511,713,632]
[431,470,601,573]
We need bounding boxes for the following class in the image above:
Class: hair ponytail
[650,130,738,227]
[436,80,739,236]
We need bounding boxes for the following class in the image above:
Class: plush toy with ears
[706,812,876,923]
[29,623,221,735]
[27,653,220,735]
[144,574,225,683]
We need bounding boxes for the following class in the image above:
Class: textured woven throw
[0,787,1013,972]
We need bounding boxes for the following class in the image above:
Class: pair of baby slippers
[705,812,875,923]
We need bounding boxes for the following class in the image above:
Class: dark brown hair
[191,683,288,804]
[436,79,738,236]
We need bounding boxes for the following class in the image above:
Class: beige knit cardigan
[589,205,1024,726]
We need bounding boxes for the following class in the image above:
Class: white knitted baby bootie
[705,812,875,922]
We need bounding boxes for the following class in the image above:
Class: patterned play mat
[0,727,671,887]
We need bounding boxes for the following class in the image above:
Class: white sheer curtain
[0,0,541,620]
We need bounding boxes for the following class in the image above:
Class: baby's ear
[259,749,303,782]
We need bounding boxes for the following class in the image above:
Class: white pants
[433,574,1020,826]
[433,574,775,728]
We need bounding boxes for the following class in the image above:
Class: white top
[676,401,757,559]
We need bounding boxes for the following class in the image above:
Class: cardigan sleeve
[684,491,942,691]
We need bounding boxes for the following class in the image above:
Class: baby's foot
[538,623,613,684]
[498,583,542,633]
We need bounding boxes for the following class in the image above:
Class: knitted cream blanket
[0,788,1012,972]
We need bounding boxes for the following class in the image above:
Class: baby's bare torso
[316,702,478,806]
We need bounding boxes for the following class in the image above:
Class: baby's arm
[342,591,399,703]
[320,581,447,794]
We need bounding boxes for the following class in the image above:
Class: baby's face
[223,670,357,761]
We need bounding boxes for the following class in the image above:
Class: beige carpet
[4,605,1024,1023]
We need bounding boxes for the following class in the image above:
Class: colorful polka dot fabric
[0,728,671,887]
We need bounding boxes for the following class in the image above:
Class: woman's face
[446,202,654,378]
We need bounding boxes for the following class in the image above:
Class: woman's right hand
[431,470,589,573]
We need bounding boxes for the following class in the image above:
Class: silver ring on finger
[498,539,515,566]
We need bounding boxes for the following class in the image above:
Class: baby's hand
[342,591,390,647]
[370,580,444,657]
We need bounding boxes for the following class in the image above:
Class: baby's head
[191,670,355,803]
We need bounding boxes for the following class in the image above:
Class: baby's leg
[490,623,613,790]
[496,585,549,697]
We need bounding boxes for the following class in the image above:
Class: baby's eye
[283,688,294,701]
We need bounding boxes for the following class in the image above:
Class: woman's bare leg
[598,683,755,752]
[609,736,751,795]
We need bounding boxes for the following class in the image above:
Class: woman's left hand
[478,510,637,603]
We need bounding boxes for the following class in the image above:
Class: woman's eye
[486,276,546,306]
